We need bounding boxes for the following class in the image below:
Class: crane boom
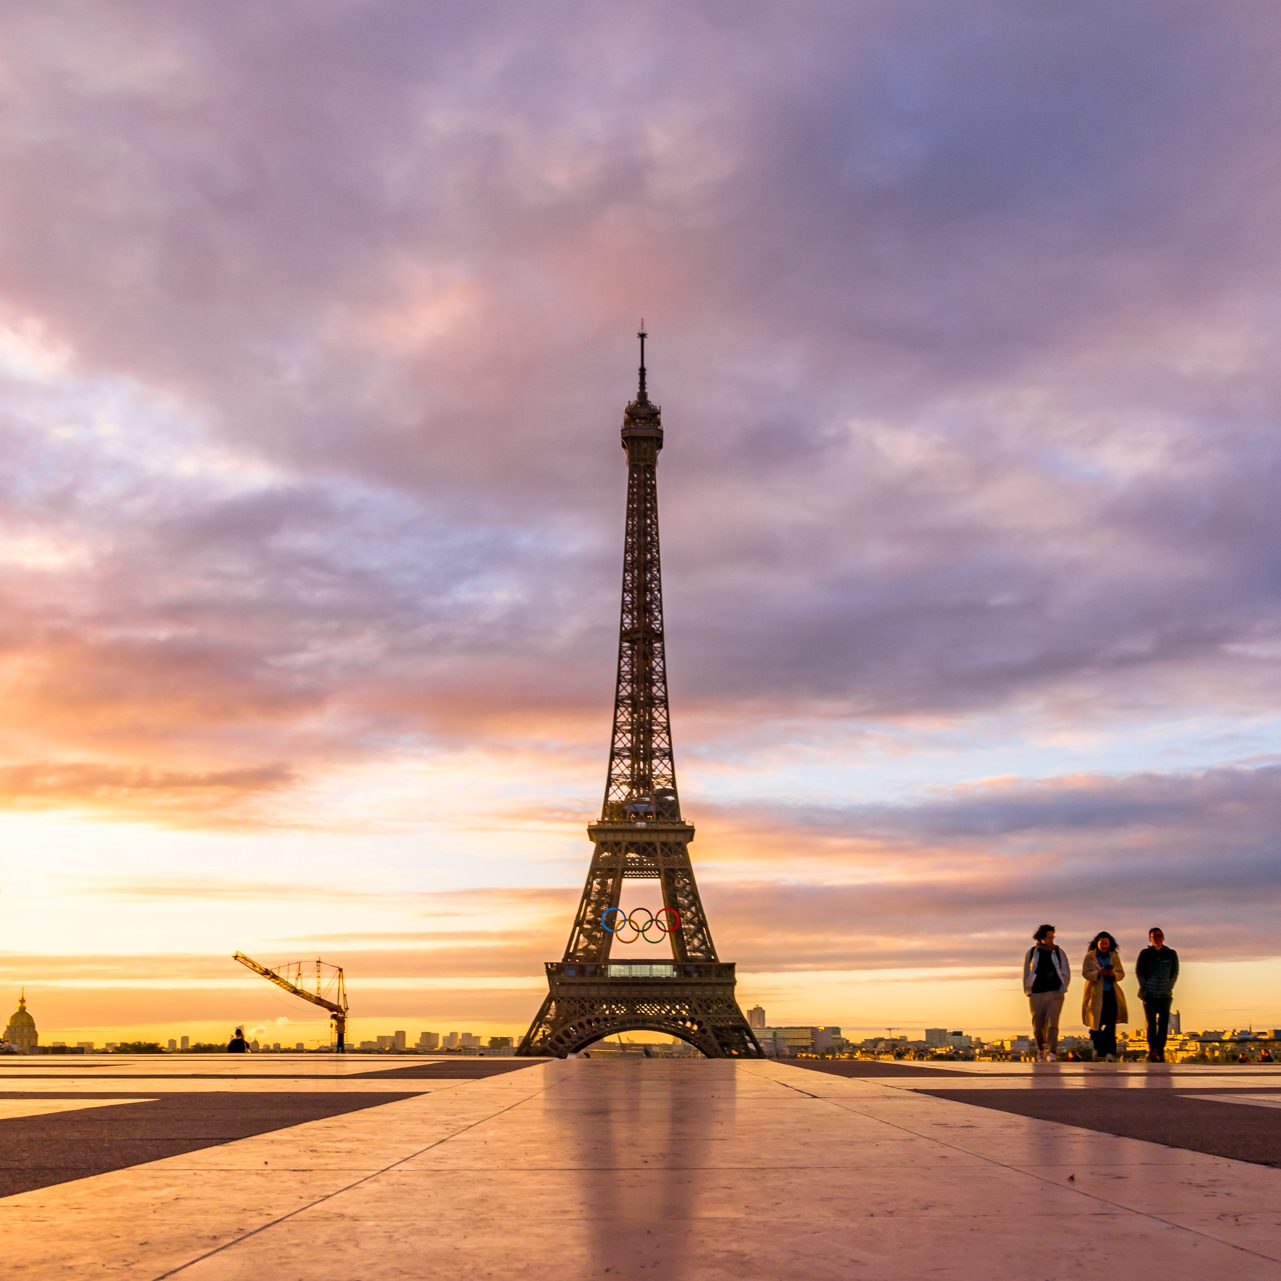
[233,952,349,1052]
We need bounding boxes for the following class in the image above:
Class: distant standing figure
[227,1027,249,1053]
[1135,927,1179,1063]
[1023,924,1070,1062]
[1082,932,1128,1062]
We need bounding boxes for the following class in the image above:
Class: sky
[3,1,1281,1048]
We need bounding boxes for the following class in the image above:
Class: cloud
[3,3,1281,1026]
[716,760,1281,846]
[6,0,1281,760]
[67,760,1281,971]
[694,760,1281,963]
[0,761,294,823]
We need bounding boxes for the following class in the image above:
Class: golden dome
[4,991,38,1051]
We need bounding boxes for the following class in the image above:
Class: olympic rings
[601,906,681,944]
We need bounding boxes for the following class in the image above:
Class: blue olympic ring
[601,906,682,943]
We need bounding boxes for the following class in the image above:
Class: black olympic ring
[601,907,682,944]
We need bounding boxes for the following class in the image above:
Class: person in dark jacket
[227,1027,249,1053]
[1022,924,1070,1062]
[1135,927,1179,1062]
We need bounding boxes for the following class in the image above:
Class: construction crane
[232,952,348,1052]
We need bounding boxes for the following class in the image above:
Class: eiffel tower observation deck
[518,329,762,1058]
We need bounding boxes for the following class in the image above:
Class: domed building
[3,990,38,1053]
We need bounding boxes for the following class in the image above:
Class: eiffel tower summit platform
[4,1054,1281,1280]
[518,327,760,1058]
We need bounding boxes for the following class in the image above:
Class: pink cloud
[2,2,1280,1032]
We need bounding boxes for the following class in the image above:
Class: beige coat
[1081,949,1129,1029]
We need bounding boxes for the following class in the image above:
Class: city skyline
[19,984,1279,1063]
[4,4,1281,1045]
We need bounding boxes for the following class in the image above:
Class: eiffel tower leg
[659,854,715,962]
[517,992,556,1057]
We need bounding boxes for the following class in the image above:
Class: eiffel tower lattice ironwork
[518,327,762,1058]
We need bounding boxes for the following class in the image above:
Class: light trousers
[1029,990,1065,1052]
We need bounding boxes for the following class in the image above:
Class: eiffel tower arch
[518,328,762,1059]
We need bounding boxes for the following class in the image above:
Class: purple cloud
[3,2,1281,1029]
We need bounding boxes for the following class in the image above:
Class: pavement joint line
[769,1072,1281,1266]
[149,1066,555,1281]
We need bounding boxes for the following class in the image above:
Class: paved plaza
[2,1055,1280,1279]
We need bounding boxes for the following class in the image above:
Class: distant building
[443,1032,460,1050]
[1170,1010,1181,1036]
[758,1026,840,1056]
[180,1035,189,1051]
[376,1035,394,1050]
[460,1033,481,1050]
[417,1031,440,1051]
[487,1036,514,1054]
[925,1028,947,1047]
[3,991,38,1053]
[747,1005,766,1030]
[167,1039,177,1052]
[393,1030,407,1051]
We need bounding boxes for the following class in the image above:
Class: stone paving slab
[922,1082,1281,1166]
[0,1090,424,1197]
[0,1054,539,1082]
[2,1057,1281,1279]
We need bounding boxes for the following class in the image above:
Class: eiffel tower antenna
[637,319,648,402]
[518,331,762,1059]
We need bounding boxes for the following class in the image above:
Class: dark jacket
[227,1035,249,1053]
[1135,946,1179,999]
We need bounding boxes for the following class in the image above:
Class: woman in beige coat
[1082,932,1128,1061]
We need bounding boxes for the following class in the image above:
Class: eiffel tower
[518,328,762,1058]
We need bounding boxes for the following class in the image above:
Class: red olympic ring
[601,907,681,943]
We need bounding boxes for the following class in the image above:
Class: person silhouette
[227,1027,249,1053]
[1135,927,1179,1063]
[1023,924,1070,1062]
[1082,931,1127,1062]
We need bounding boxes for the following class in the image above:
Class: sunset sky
[3,3,1281,1048]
